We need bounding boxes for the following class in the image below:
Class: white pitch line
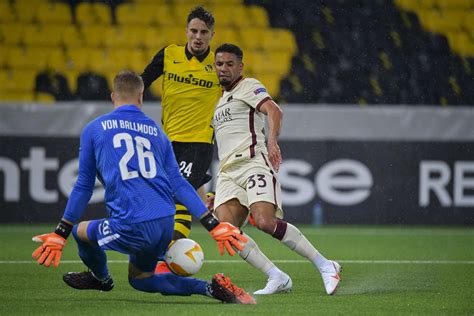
[2,259,474,264]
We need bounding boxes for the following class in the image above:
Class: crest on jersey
[205,64,214,72]
[253,87,266,95]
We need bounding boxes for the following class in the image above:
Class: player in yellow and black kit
[141,6,220,273]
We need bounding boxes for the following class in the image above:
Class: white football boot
[253,272,293,295]
[320,260,341,295]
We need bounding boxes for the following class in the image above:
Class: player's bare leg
[250,201,341,295]
[215,199,292,295]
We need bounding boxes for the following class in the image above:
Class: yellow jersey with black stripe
[141,44,221,143]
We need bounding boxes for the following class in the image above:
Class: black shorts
[171,142,213,189]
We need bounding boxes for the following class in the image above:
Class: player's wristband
[200,212,220,232]
[54,220,73,239]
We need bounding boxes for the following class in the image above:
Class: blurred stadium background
[0,0,473,226]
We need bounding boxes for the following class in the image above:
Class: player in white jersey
[210,43,341,295]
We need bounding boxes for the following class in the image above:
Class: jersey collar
[224,75,244,92]
[114,104,141,112]
[185,45,210,62]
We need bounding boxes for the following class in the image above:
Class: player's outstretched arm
[32,219,73,268]
[200,212,248,256]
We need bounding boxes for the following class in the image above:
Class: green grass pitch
[0,224,473,315]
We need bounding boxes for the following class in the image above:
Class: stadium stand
[0,0,472,105]
[249,0,473,105]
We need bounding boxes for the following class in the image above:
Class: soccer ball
[165,238,204,276]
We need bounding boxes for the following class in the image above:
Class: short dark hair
[113,71,144,99]
[187,6,215,29]
[215,43,243,61]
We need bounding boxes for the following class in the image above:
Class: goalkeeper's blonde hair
[113,71,144,101]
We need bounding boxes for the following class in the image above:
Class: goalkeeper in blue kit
[31,71,255,305]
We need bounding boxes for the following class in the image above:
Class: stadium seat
[36,2,72,25]
[0,3,16,23]
[238,28,265,51]
[79,25,109,47]
[65,48,91,72]
[141,28,169,51]
[76,3,112,26]
[212,5,240,28]
[7,47,48,70]
[22,24,62,47]
[60,25,83,48]
[0,69,36,93]
[13,1,40,23]
[247,6,270,28]
[212,28,240,48]
[0,23,25,46]
[116,3,155,25]
[434,0,473,9]
[151,4,176,26]
[258,73,281,97]
[262,29,298,55]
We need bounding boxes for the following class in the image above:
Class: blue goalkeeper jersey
[63,104,207,224]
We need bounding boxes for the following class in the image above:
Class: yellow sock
[173,204,192,240]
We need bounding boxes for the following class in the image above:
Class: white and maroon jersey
[213,76,272,170]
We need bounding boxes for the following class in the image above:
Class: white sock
[239,233,283,277]
[280,223,330,271]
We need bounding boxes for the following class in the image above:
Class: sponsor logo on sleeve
[253,87,267,95]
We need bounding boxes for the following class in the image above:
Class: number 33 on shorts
[246,173,277,203]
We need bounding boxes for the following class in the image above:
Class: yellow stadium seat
[0,46,9,68]
[172,4,197,25]
[447,32,474,56]
[434,0,473,9]
[246,52,288,75]
[64,69,80,93]
[394,0,422,12]
[36,2,72,25]
[44,48,68,72]
[212,28,240,48]
[212,5,239,28]
[87,49,117,73]
[262,28,297,55]
[0,69,37,92]
[60,25,83,48]
[65,48,90,72]
[76,3,112,26]
[0,91,35,102]
[162,27,187,46]
[111,50,147,72]
[22,24,62,47]
[102,26,128,48]
[207,0,242,5]
[149,4,175,26]
[418,9,460,33]
[0,3,16,23]
[229,6,249,29]
[79,25,109,47]
[13,1,40,23]
[247,6,269,28]
[462,13,474,36]
[7,47,48,70]
[239,28,265,51]
[141,28,168,51]
[0,23,25,46]
[257,73,281,97]
[116,3,155,25]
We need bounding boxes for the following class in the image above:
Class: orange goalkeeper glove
[210,222,248,256]
[32,232,67,268]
